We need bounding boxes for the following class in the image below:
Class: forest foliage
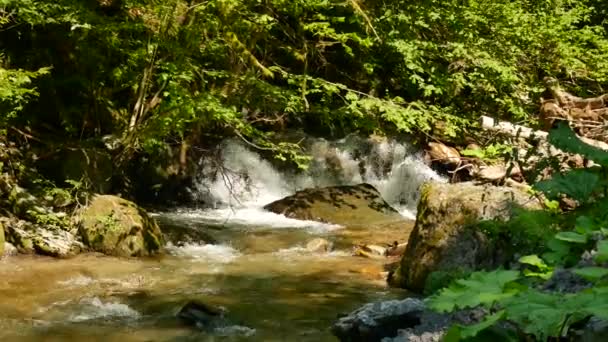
[428,124,608,340]
[1,0,607,160]
[1,1,608,339]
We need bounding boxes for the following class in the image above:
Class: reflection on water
[0,211,410,341]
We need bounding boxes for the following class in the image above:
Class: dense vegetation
[2,1,608,340]
[2,0,608,158]
[428,124,608,341]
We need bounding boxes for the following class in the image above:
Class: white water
[166,243,241,263]
[68,297,141,322]
[190,135,443,220]
[160,207,341,231]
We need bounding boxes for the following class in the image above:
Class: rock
[331,298,427,341]
[3,218,82,257]
[306,238,333,253]
[581,317,608,342]
[389,182,542,292]
[76,195,164,257]
[353,244,388,259]
[427,142,460,166]
[386,242,408,257]
[177,300,227,330]
[263,183,403,226]
[3,242,17,256]
[332,298,500,342]
[159,218,217,247]
[8,185,52,223]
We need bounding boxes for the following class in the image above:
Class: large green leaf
[573,267,608,282]
[427,270,520,312]
[519,255,553,279]
[555,231,588,244]
[596,241,608,263]
[502,290,579,339]
[502,288,608,339]
[443,311,509,342]
[548,123,608,166]
[534,169,600,203]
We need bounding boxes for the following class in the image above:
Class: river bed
[0,208,411,341]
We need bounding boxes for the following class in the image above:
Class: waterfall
[191,135,444,219]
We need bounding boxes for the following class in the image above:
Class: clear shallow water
[0,210,410,342]
[0,137,434,341]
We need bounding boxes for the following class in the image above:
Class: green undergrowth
[427,124,608,341]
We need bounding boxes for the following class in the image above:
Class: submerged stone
[306,238,333,253]
[76,195,164,257]
[263,183,403,226]
[177,300,227,330]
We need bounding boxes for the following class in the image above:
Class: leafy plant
[427,124,608,340]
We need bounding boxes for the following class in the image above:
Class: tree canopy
[1,0,607,157]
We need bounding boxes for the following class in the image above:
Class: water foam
[214,325,256,337]
[273,246,350,258]
[166,243,241,263]
[69,297,140,322]
[58,275,96,287]
[191,136,443,218]
[165,207,341,231]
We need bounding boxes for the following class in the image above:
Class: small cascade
[191,135,443,219]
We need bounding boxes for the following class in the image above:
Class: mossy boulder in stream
[263,183,402,226]
[389,182,542,292]
[76,195,164,257]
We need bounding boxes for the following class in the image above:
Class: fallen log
[480,115,608,151]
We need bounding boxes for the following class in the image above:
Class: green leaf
[427,270,520,312]
[572,267,608,282]
[519,255,548,269]
[575,216,597,235]
[519,255,553,279]
[596,241,608,263]
[555,232,588,244]
[502,290,571,339]
[534,169,599,203]
[459,310,506,338]
[548,123,608,166]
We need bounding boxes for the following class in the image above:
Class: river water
[0,136,441,341]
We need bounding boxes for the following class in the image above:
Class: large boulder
[76,195,164,257]
[389,182,542,292]
[263,183,403,226]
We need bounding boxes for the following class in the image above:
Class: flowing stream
[0,136,442,341]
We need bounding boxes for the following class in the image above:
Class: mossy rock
[263,183,403,226]
[388,181,542,292]
[77,195,164,257]
[2,218,82,257]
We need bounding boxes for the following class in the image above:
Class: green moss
[78,195,164,257]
